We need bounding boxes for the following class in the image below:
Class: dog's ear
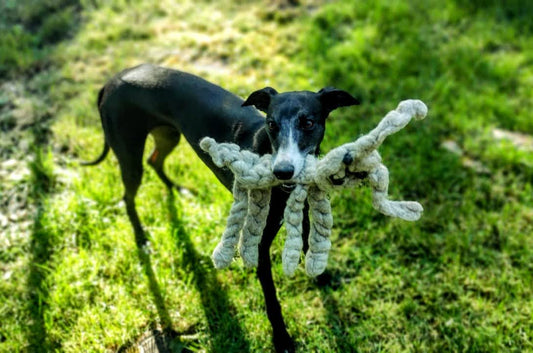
[242,87,278,113]
[318,87,360,114]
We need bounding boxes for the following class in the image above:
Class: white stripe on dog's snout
[273,129,305,178]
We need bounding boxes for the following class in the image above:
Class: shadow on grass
[26,198,54,351]
[313,270,360,351]
[131,247,189,353]
[0,0,84,77]
[18,1,88,350]
[115,198,192,352]
[166,192,251,353]
[452,0,533,32]
[321,293,353,351]
[117,242,196,353]
[136,248,173,330]
[25,127,59,352]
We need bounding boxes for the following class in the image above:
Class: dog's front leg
[257,188,295,353]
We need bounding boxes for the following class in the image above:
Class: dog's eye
[267,120,277,131]
[301,119,315,130]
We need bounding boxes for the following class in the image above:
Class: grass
[1,0,532,352]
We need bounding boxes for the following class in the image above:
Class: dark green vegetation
[1,0,532,352]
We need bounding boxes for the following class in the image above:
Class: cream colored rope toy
[200,99,428,277]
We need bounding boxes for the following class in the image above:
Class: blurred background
[1,0,532,352]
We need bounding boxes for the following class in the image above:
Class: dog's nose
[273,162,295,180]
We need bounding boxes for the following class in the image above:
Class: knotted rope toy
[200,99,428,277]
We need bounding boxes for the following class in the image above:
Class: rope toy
[200,99,428,277]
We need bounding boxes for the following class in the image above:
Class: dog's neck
[252,126,273,155]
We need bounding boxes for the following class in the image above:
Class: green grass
[1,0,532,352]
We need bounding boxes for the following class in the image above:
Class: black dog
[83,64,359,352]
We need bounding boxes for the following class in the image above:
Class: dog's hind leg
[110,126,149,246]
[147,126,181,190]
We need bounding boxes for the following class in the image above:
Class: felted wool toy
[200,99,428,277]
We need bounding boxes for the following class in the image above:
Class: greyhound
[83,63,360,352]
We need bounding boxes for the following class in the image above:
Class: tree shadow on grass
[26,197,54,351]
[165,192,251,353]
[17,1,88,350]
[25,128,59,352]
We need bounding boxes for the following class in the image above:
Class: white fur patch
[273,129,305,178]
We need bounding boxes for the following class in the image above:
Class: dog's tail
[81,87,110,166]
[80,142,110,166]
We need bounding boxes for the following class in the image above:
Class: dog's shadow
[164,191,251,353]
[131,245,188,353]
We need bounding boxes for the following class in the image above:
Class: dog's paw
[273,331,295,353]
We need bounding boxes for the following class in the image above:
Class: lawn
[0,0,532,352]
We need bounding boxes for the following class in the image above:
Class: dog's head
[243,87,360,180]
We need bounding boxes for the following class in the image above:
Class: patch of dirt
[0,78,53,239]
[0,159,32,233]
[440,139,490,174]
[492,128,533,150]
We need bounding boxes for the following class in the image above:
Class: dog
[83,63,359,352]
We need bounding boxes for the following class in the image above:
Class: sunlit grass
[1,0,532,352]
